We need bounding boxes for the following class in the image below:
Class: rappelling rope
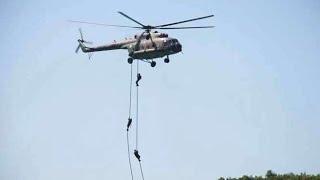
[136,60,139,150]
[139,161,145,180]
[128,61,133,119]
[127,60,146,180]
[127,63,134,180]
[127,131,134,180]
[135,60,145,180]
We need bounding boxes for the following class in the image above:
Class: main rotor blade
[157,26,215,29]
[79,28,83,40]
[68,20,142,29]
[118,11,145,27]
[155,15,214,28]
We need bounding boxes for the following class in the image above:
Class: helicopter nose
[176,44,182,52]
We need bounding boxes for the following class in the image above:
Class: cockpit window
[162,39,179,46]
[169,39,178,45]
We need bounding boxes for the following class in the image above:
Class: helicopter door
[140,44,145,51]
[140,40,147,51]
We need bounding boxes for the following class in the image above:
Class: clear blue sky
[1,0,320,179]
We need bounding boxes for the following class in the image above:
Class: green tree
[218,170,320,180]
[266,170,277,179]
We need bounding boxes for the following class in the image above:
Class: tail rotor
[75,28,93,53]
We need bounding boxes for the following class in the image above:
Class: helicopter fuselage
[79,31,182,60]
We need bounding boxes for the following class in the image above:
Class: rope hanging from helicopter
[126,63,134,180]
[135,60,140,150]
[126,60,145,180]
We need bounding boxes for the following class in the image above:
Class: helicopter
[70,12,214,67]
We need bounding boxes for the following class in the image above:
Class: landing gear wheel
[151,61,156,67]
[164,58,170,63]
[128,58,133,64]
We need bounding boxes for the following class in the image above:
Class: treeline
[218,170,320,180]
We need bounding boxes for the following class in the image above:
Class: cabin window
[163,40,168,46]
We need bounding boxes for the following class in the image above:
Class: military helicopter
[70,12,214,67]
